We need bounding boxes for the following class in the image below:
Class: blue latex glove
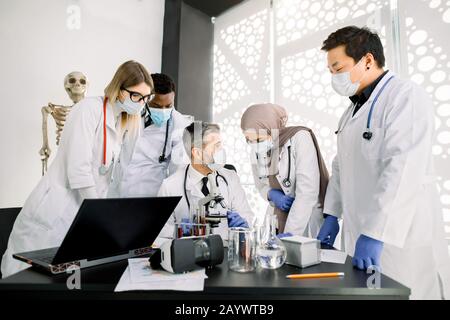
[352,234,384,270]
[227,211,249,228]
[268,189,295,212]
[277,232,293,239]
[317,214,340,246]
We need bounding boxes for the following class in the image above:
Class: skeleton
[39,72,88,175]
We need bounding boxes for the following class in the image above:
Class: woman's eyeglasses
[121,87,153,103]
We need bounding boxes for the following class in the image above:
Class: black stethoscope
[183,164,229,209]
[257,145,292,188]
[282,146,292,188]
[335,75,395,140]
[143,104,171,163]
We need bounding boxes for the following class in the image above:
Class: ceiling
[183,0,246,17]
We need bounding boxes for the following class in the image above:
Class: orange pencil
[286,272,345,279]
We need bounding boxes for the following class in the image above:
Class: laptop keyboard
[40,255,56,264]
[29,247,59,264]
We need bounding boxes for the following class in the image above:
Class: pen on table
[286,272,345,279]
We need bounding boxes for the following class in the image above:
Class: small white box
[281,236,321,268]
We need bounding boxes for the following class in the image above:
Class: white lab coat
[251,131,324,237]
[118,110,192,197]
[1,96,132,278]
[157,166,255,240]
[324,71,450,299]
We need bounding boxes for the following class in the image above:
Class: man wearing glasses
[118,73,193,197]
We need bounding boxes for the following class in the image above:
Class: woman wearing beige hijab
[241,103,329,237]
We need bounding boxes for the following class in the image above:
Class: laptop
[13,196,181,274]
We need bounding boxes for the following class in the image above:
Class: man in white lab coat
[157,121,254,240]
[117,73,192,197]
[317,26,450,299]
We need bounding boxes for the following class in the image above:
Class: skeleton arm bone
[39,105,54,175]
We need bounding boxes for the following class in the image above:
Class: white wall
[0,0,165,207]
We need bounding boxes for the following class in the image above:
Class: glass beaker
[255,213,287,269]
[228,227,256,273]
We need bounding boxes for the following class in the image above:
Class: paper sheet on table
[114,258,207,292]
[321,249,347,264]
[128,258,206,283]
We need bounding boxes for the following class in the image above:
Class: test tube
[177,224,183,239]
[200,207,206,236]
[189,206,196,237]
[193,212,198,236]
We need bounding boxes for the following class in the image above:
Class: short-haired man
[318,26,450,299]
[157,121,254,239]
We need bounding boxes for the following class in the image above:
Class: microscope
[196,172,228,232]
[177,172,229,240]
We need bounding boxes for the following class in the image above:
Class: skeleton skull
[64,71,88,104]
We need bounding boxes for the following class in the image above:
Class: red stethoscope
[99,97,110,175]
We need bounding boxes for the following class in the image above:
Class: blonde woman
[1,60,153,277]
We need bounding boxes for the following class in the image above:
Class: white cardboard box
[281,235,321,268]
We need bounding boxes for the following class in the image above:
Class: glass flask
[255,213,287,269]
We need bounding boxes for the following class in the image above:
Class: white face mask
[331,58,367,96]
[250,139,273,156]
[205,148,226,172]
[116,96,144,115]
[249,139,273,178]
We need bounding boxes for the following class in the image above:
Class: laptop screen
[52,197,181,264]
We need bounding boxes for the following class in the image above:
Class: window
[213,0,450,246]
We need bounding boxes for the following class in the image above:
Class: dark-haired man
[119,73,193,197]
[317,26,450,299]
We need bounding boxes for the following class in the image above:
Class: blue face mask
[116,96,144,115]
[148,106,173,126]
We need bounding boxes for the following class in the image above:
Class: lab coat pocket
[360,127,384,160]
